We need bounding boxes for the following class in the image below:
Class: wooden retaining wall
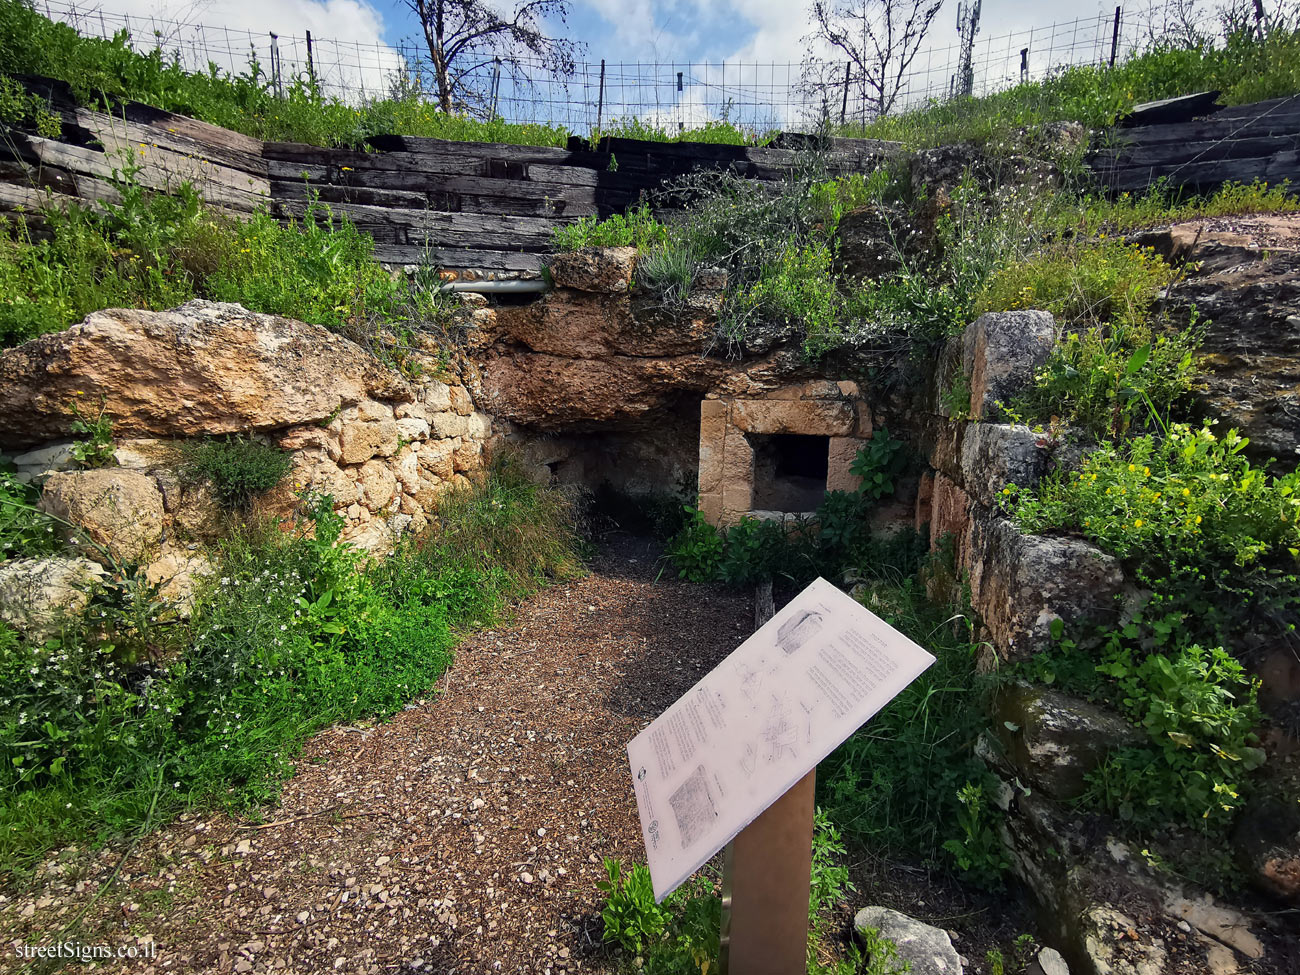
[5,74,1297,274]
[1,75,897,274]
[1087,93,1300,194]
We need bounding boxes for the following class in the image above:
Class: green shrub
[1005,322,1203,439]
[1087,641,1263,830]
[665,507,724,583]
[974,238,1177,331]
[850,427,907,501]
[551,203,667,251]
[0,170,450,348]
[728,241,846,356]
[0,457,581,871]
[1007,421,1300,570]
[68,393,116,468]
[183,436,293,510]
[718,516,790,586]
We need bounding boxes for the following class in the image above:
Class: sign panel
[627,577,936,901]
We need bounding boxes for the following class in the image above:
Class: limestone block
[730,398,856,436]
[697,492,723,526]
[40,469,165,564]
[853,907,961,975]
[967,514,1126,660]
[421,381,453,412]
[0,556,107,640]
[396,417,431,441]
[339,416,400,465]
[698,403,728,497]
[546,246,637,292]
[448,385,474,416]
[392,446,421,495]
[13,442,76,484]
[277,427,334,453]
[959,423,1051,506]
[928,474,971,560]
[452,438,483,472]
[962,310,1056,419]
[827,437,867,493]
[0,300,412,449]
[291,451,357,507]
[431,413,470,440]
[465,412,493,440]
[357,460,397,512]
[418,441,456,480]
[144,551,215,617]
[993,683,1143,799]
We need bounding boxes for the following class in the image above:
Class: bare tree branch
[400,0,581,115]
[802,0,945,123]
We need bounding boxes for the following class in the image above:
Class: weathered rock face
[545,246,636,292]
[993,683,1143,799]
[0,301,412,448]
[962,310,1057,420]
[1164,250,1300,466]
[966,515,1126,660]
[0,556,107,640]
[853,906,963,975]
[39,469,166,564]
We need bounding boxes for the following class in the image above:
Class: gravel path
[2,539,752,975]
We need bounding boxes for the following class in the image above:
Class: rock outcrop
[39,469,166,564]
[0,301,412,448]
[0,556,107,640]
[854,906,963,975]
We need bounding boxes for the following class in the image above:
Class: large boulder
[993,683,1143,799]
[962,311,1057,420]
[854,906,963,975]
[39,469,165,564]
[0,556,107,640]
[967,515,1126,660]
[0,301,412,449]
[1163,249,1300,466]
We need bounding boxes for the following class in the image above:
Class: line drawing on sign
[761,694,799,763]
[669,765,718,850]
[776,609,823,655]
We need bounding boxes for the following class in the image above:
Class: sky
[47,0,1155,128]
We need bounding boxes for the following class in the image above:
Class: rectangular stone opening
[750,434,829,513]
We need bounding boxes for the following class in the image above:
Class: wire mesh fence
[36,0,1203,134]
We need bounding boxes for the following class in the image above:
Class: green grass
[0,165,456,349]
[839,25,1300,150]
[0,452,581,875]
[594,116,775,145]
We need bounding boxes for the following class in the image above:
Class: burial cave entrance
[750,434,830,513]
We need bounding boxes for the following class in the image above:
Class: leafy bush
[729,242,846,355]
[1007,421,1300,570]
[0,170,451,347]
[850,427,907,501]
[974,238,1177,331]
[0,457,581,871]
[1088,641,1263,830]
[718,516,790,587]
[665,507,724,583]
[182,436,293,510]
[1005,323,1203,439]
[551,203,667,251]
[941,782,1011,889]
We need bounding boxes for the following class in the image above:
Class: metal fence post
[1109,7,1122,68]
[1020,47,1028,83]
[839,62,850,125]
[596,58,606,135]
[306,29,315,88]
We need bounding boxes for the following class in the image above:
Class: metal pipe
[439,279,549,294]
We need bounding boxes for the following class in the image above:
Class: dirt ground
[1,537,1037,974]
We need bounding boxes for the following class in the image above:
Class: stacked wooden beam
[1,74,906,273]
[1088,94,1300,194]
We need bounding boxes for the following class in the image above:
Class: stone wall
[0,301,497,630]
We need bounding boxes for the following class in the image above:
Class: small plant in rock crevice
[181,435,293,511]
[67,393,115,468]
